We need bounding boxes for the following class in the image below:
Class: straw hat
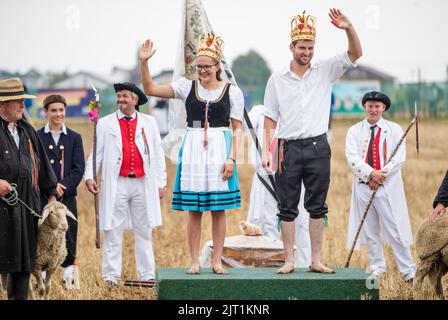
[0,77,36,102]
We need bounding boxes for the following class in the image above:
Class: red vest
[118,115,145,178]
[365,127,382,170]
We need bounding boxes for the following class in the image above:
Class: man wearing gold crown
[262,9,362,274]
[139,34,244,275]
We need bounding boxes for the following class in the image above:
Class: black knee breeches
[275,133,331,222]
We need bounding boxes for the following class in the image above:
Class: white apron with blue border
[172,127,241,211]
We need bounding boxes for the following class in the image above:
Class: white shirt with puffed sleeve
[170,78,244,122]
[264,51,357,139]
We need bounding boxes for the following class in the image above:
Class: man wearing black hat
[37,94,85,289]
[84,83,166,286]
[345,91,415,282]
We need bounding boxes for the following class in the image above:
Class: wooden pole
[93,120,100,249]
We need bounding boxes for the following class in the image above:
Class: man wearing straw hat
[0,77,57,299]
[262,9,362,274]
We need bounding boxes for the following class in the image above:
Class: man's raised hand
[329,8,352,30]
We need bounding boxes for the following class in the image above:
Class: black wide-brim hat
[362,91,391,111]
[113,82,148,107]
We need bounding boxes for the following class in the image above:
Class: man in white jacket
[345,91,415,282]
[85,82,166,286]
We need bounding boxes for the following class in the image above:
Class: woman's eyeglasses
[194,64,217,71]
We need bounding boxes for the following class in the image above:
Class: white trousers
[357,183,416,280]
[102,177,156,283]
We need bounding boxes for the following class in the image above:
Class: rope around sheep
[0,183,41,218]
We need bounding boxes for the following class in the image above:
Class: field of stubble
[1,118,446,300]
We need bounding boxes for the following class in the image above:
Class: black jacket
[433,170,448,208]
[0,117,57,273]
[37,126,85,198]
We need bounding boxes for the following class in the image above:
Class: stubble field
[1,118,446,300]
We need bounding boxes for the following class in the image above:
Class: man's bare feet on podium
[212,264,229,275]
[276,262,295,274]
[187,264,201,274]
[309,263,335,274]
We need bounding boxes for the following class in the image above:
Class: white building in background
[52,71,112,89]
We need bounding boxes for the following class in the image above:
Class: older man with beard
[0,78,57,299]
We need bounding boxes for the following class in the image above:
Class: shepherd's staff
[89,84,101,249]
[345,102,419,268]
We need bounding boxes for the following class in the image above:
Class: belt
[128,172,136,178]
[282,133,327,143]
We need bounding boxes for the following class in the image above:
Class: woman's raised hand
[140,39,157,61]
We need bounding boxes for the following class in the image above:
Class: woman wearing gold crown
[139,34,244,275]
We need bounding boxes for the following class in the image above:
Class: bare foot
[187,265,201,274]
[309,263,335,274]
[212,265,229,275]
[276,263,295,274]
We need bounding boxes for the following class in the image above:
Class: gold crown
[196,33,224,62]
[290,11,316,42]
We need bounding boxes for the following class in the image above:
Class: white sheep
[30,202,77,300]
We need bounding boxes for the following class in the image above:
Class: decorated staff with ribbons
[84,82,166,287]
[345,91,416,282]
[140,33,244,275]
[37,94,85,289]
[262,9,362,274]
[0,78,57,299]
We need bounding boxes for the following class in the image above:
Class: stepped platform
[156,268,379,300]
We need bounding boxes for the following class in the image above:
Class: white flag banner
[162,0,237,162]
